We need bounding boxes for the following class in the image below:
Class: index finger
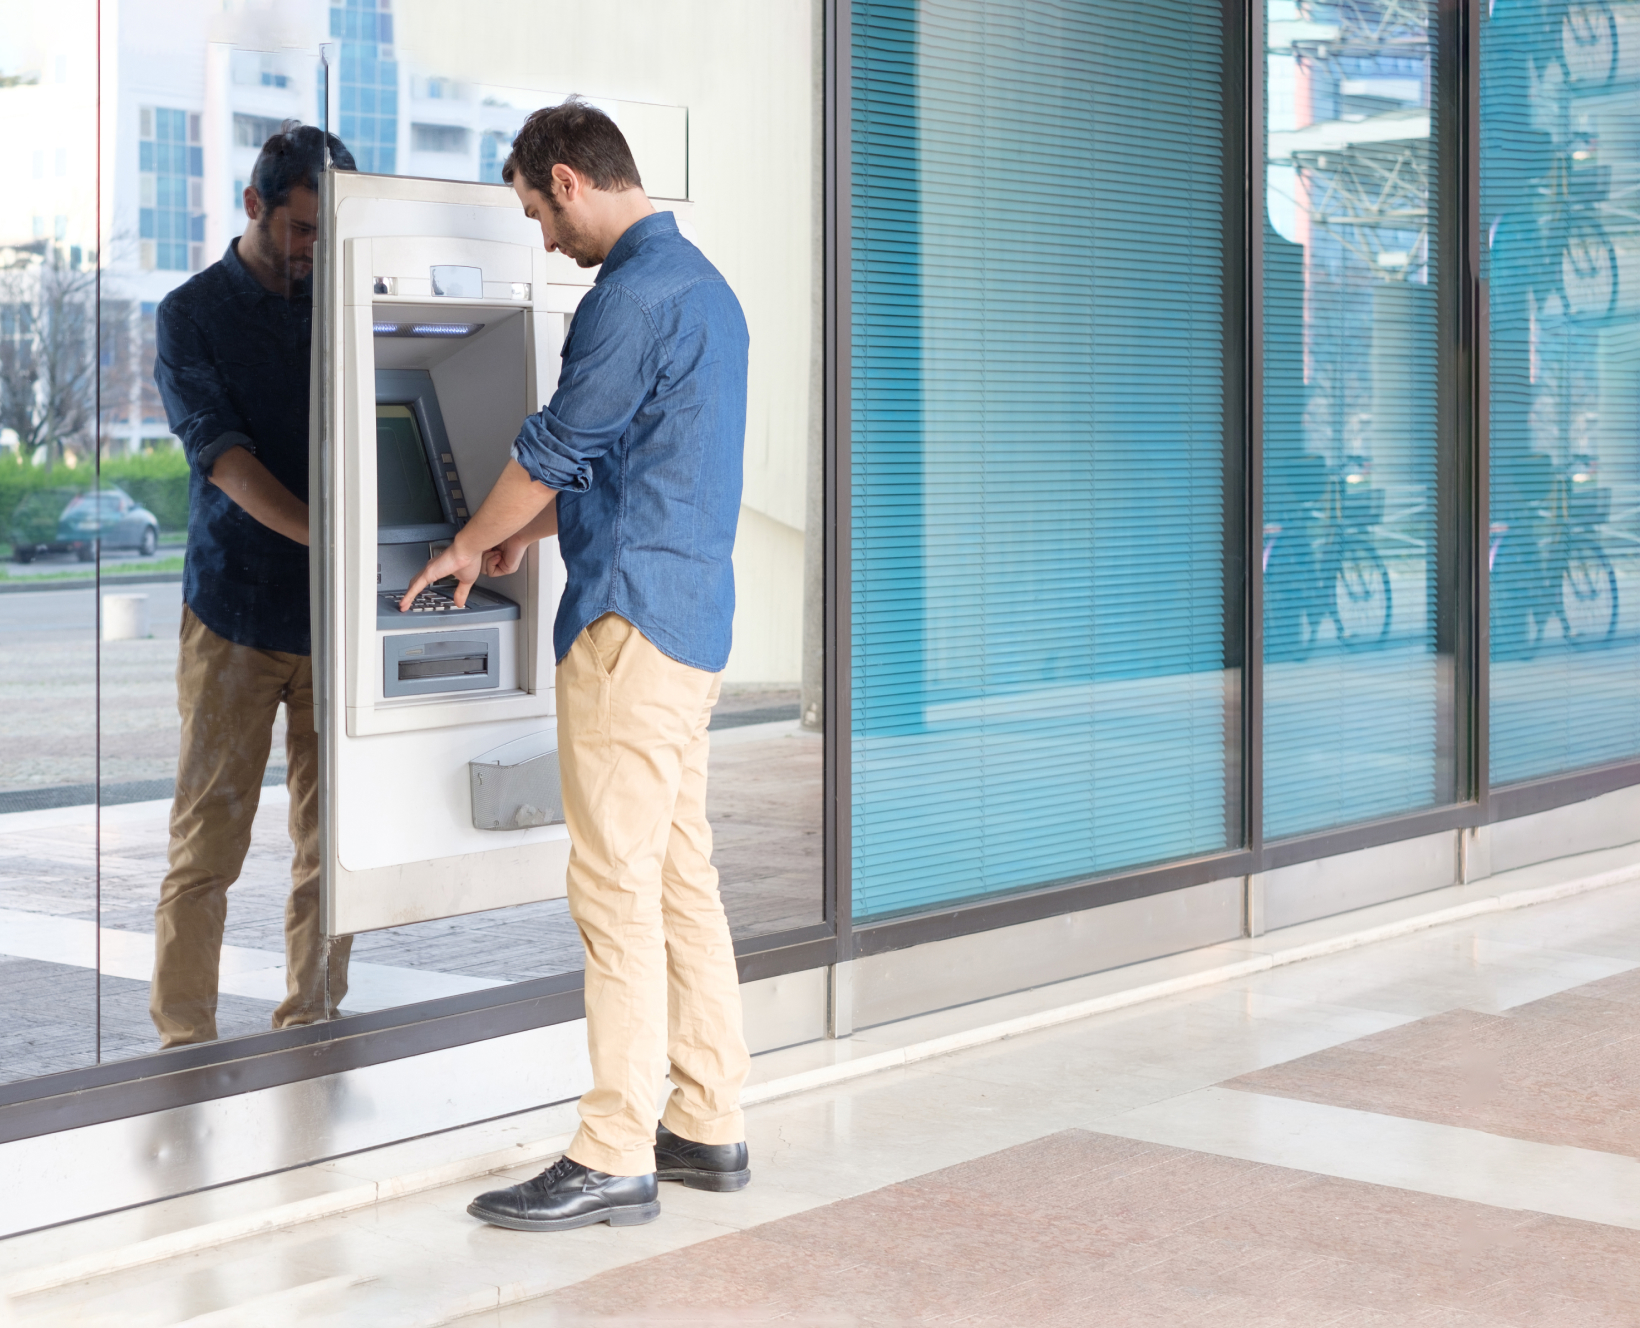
[398,562,435,612]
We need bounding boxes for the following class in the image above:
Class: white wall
[395,0,821,684]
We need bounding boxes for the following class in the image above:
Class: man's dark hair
[502,98,642,195]
[249,121,357,210]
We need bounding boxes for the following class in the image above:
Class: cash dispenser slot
[383,628,501,697]
[401,651,487,680]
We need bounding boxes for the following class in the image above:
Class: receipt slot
[310,171,594,938]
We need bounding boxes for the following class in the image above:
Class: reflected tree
[0,243,99,471]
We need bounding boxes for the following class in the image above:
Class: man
[399,99,752,1232]
[149,123,356,1047]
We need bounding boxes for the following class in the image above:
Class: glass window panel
[10,0,808,1064]
[88,28,333,1057]
[1261,0,1454,839]
[850,0,1234,920]
[1,0,104,1083]
[1484,1,1640,783]
[307,0,824,1015]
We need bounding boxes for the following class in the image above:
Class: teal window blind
[1261,0,1451,839]
[1485,2,1640,785]
[851,0,1233,921]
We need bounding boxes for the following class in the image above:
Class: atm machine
[310,171,597,940]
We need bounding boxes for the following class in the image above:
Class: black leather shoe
[655,1124,751,1192]
[467,1155,660,1231]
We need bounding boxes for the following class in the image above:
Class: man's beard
[543,190,600,267]
[254,215,310,281]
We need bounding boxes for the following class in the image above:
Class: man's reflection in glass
[148,124,355,1047]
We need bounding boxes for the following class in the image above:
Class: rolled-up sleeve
[511,284,657,493]
[153,297,253,473]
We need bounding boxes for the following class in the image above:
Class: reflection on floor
[0,580,823,1086]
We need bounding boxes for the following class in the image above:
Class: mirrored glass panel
[1485,0,1640,784]
[95,26,334,1056]
[3,0,825,1078]
[316,1,824,1017]
[1262,0,1456,839]
[1,0,105,1082]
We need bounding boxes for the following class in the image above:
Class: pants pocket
[585,613,634,679]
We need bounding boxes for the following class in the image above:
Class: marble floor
[4,868,1639,1325]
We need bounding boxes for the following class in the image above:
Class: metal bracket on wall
[1460,825,1492,884]
[1244,874,1266,938]
[826,960,854,1039]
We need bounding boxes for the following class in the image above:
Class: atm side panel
[322,189,576,938]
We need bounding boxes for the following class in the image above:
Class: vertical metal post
[312,161,339,1011]
[1465,0,1490,818]
[1434,0,1481,815]
[1244,0,1266,885]
[93,0,104,1062]
[318,45,333,137]
[824,0,855,1025]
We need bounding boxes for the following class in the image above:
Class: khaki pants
[558,613,750,1176]
[150,606,352,1047]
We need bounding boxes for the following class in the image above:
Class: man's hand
[400,538,484,610]
[483,534,530,579]
[398,461,556,613]
[482,500,559,578]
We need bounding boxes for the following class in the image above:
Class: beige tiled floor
[522,1132,1640,1327]
[5,875,1639,1325]
[1228,966,1640,1156]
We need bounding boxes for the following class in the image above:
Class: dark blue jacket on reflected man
[153,239,312,654]
[509,211,749,674]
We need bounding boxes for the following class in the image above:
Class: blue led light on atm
[372,322,485,339]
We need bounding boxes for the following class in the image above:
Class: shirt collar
[595,211,677,284]
[223,237,311,302]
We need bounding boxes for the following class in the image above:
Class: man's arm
[154,300,310,544]
[209,447,309,546]
[400,285,653,610]
[399,461,555,608]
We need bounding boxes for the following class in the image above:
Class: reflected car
[9,486,161,563]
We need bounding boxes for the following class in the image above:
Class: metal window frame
[10,0,1640,1135]
[825,0,854,968]
[1241,0,1265,866]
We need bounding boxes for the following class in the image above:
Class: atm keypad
[382,589,457,614]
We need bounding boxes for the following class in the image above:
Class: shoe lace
[529,1155,578,1190]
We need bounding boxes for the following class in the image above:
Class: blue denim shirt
[510,212,748,673]
[153,240,312,654]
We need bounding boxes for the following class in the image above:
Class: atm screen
[377,404,445,528]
